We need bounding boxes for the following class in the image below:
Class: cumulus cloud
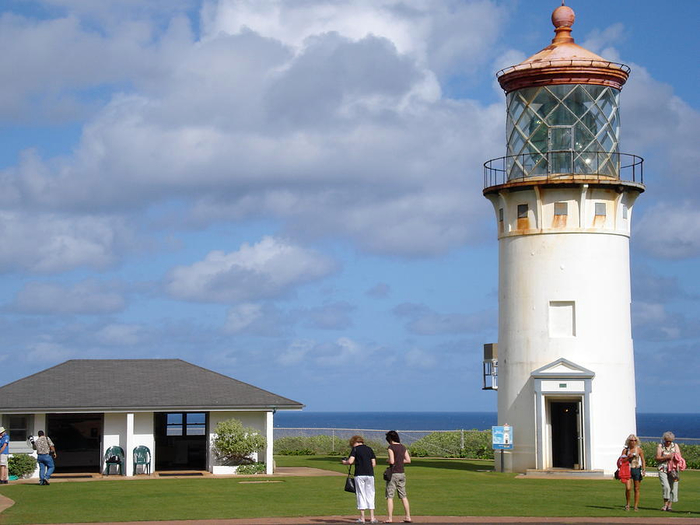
[634,202,700,260]
[0,210,133,274]
[393,302,496,335]
[632,301,700,342]
[301,301,355,330]
[0,0,503,257]
[165,236,337,303]
[10,279,126,315]
[224,302,291,336]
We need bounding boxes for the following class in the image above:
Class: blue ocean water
[275,411,700,439]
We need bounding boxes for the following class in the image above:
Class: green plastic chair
[104,446,125,475]
[133,445,152,475]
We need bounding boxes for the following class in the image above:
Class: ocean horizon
[275,411,700,439]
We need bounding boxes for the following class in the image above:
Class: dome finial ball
[552,3,575,29]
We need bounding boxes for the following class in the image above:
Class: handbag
[344,465,356,493]
[614,469,620,480]
[383,467,393,482]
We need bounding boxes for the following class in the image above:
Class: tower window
[517,204,528,219]
[499,208,504,222]
[554,202,568,216]
[622,204,628,219]
[595,202,606,216]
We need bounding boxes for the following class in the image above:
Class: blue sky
[1,0,698,413]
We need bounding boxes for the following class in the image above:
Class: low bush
[641,441,700,470]
[8,454,37,478]
[409,431,493,459]
[275,435,384,456]
[212,418,266,465]
[236,462,266,475]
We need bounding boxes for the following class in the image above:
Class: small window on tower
[499,208,504,222]
[595,202,607,216]
[517,204,528,219]
[622,204,628,219]
[554,202,568,216]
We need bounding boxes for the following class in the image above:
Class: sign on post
[492,425,513,450]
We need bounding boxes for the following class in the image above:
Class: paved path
[2,468,699,524]
[40,517,700,524]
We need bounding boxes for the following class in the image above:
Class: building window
[2,415,32,441]
[517,204,528,219]
[595,202,606,216]
[622,204,628,219]
[165,412,206,436]
[499,208,504,222]
[554,202,568,216]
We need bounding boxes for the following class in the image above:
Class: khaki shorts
[385,472,407,499]
[0,455,8,467]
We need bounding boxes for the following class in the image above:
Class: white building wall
[208,411,271,474]
[488,185,640,473]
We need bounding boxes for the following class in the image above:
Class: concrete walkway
[34,517,700,524]
[2,468,699,524]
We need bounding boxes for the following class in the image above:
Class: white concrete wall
[208,411,271,474]
[487,184,641,473]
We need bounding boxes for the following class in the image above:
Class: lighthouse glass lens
[505,84,620,180]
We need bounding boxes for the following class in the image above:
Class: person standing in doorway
[341,435,377,524]
[384,430,411,523]
[33,431,57,485]
[0,427,9,484]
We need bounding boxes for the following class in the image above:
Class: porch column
[125,413,135,476]
[265,411,274,475]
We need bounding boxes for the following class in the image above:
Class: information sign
[492,425,513,450]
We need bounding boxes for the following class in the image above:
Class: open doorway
[46,413,103,473]
[550,400,581,469]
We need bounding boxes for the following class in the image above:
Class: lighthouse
[482,3,644,474]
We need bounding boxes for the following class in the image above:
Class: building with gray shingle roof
[0,359,303,477]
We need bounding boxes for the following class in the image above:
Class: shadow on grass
[413,459,496,472]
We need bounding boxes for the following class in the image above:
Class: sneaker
[44,480,50,485]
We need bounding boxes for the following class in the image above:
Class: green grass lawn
[0,457,698,524]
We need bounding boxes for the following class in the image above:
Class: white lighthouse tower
[483,3,645,474]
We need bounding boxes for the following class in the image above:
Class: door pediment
[531,358,595,379]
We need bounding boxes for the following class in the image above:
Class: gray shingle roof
[0,359,303,412]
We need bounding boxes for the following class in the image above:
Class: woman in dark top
[384,430,411,523]
[342,435,377,523]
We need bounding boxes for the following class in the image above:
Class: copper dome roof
[497,3,630,93]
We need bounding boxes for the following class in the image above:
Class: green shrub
[641,441,700,470]
[236,462,266,475]
[8,454,37,478]
[274,435,384,456]
[409,431,493,459]
[212,418,266,465]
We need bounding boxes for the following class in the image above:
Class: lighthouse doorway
[550,400,582,469]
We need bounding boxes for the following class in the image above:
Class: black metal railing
[484,151,644,189]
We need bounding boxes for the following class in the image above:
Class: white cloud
[224,302,291,336]
[166,236,337,303]
[0,210,132,274]
[94,323,145,346]
[0,0,504,257]
[11,279,126,315]
[393,302,496,335]
[634,202,700,260]
[301,301,355,330]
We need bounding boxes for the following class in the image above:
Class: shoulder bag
[344,464,356,493]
